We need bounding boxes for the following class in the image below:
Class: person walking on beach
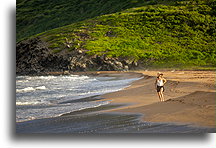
[155,72,167,102]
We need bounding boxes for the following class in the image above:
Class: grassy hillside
[30,0,216,68]
[17,0,177,42]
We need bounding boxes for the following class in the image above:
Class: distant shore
[99,70,215,128]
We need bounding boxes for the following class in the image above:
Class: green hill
[16,0,216,73]
[17,0,175,42]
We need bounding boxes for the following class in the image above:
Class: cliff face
[16,37,138,75]
[16,37,68,75]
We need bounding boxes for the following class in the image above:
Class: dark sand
[16,103,215,133]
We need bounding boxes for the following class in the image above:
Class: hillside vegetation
[17,0,175,42]
[17,0,215,70]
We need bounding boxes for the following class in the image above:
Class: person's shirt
[156,77,165,86]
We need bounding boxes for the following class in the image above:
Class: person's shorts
[157,86,164,92]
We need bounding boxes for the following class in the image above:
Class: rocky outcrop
[16,37,70,75]
[16,37,139,75]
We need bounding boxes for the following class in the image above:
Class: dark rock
[16,37,140,75]
[16,37,70,75]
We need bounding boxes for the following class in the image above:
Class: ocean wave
[35,86,46,90]
[78,101,110,111]
[63,75,91,81]
[16,86,46,93]
[58,101,110,116]
[16,100,110,122]
[16,80,29,83]
[16,75,141,122]
[76,88,122,97]
[24,76,57,81]
[16,101,42,106]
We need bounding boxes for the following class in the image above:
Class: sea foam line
[58,101,110,117]
[16,86,46,93]
[16,101,42,106]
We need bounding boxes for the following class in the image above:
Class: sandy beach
[16,70,215,133]
[101,70,216,128]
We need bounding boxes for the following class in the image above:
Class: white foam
[57,101,110,117]
[16,101,41,106]
[65,75,90,81]
[16,87,35,93]
[78,101,110,111]
[16,75,141,122]
[35,86,46,90]
[16,80,29,83]
[24,76,57,80]
[37,76,57,80]
[16,86,46,93]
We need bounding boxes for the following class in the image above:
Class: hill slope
[16,0,216,74]
[17,0,176,42]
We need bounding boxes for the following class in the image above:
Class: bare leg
[160,88,165,102]
[157,92,162,102]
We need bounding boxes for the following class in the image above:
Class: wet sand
[102,70,216,128]
[16,102,215,133]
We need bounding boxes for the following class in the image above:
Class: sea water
[16,74,140,122]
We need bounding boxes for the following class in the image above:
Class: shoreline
[16,70,215,133]
[100,70,215,128]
